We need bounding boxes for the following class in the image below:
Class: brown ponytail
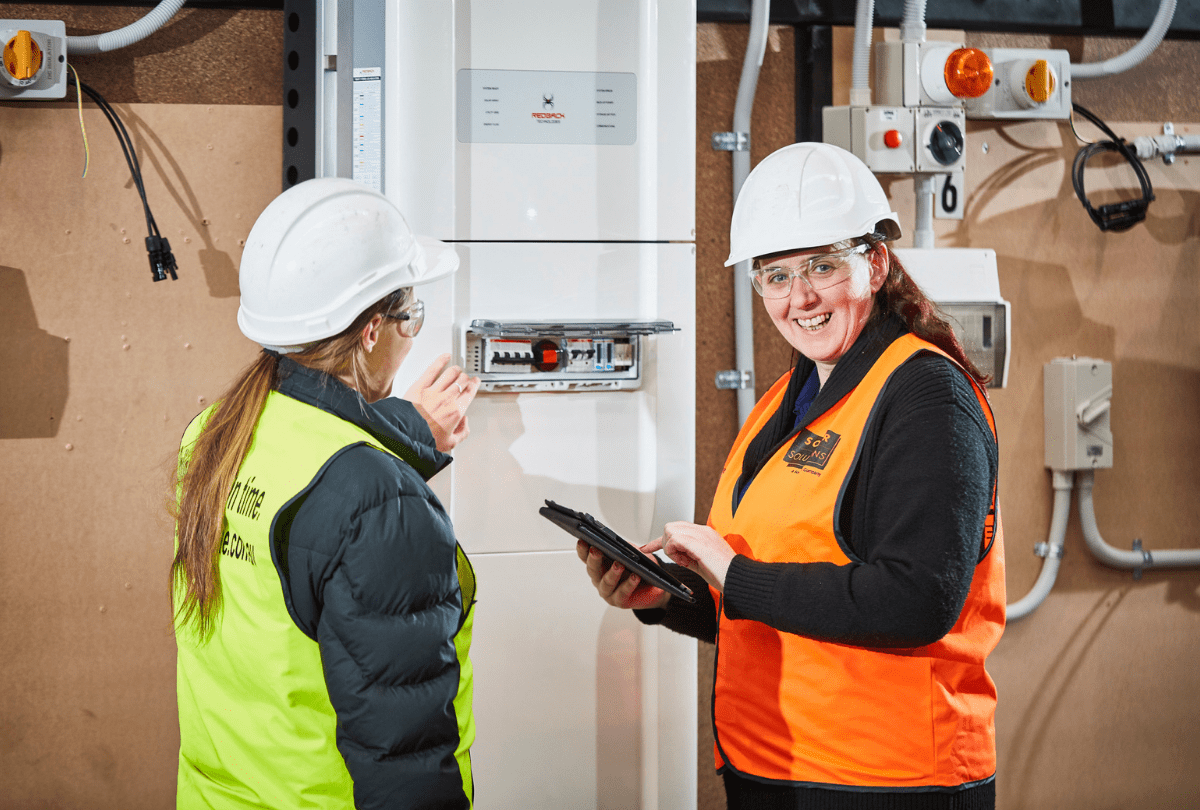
[170,287,412,638]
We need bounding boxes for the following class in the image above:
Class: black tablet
[540,499,697,604]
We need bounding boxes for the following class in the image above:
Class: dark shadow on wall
[0,266,69,438]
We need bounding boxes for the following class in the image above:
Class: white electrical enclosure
[894,248,1010,387]
[0,20,66,100]
[324,3,701,808]
[965,47,1072,120]
[1044,357,1113,470]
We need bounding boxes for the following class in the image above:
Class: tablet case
[539,499,697,604]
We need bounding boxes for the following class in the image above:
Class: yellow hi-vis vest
[174,391,476,809]
[709,334,1004,789]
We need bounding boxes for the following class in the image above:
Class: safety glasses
[383,298,424,338]
[749,243,871,298]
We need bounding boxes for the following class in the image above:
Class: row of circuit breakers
[464,320,678,392]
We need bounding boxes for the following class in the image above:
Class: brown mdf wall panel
[0,4,282,104]
[966,117,1200,810]
[0,101,280,808]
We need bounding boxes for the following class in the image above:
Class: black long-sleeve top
[637,315,999,650]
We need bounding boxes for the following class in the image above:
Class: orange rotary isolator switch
[3,30,42,83]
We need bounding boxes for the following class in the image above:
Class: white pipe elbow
[1076,470,1200,569]
[1072,0,1175,79]
[1007,472,1073,622]
[67,0,187,56]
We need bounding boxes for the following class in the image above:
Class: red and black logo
[784,429,841,471]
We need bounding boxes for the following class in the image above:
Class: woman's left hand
[644,522,736,594]
[404,353,481,452]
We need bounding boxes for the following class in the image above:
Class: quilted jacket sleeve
[284,445,470,810]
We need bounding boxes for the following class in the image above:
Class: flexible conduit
[67,0,187,56]
[1072,0,1176,79]
[731,0,771,425]
[1076,470,1200,569]
[849,0,875,107]
[1007,471,1073,622]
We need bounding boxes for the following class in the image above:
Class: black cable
[1070,102,1154,233]
[67,71,178,281]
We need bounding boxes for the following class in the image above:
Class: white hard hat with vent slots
[725,142,902,267]
[237,177,459,348]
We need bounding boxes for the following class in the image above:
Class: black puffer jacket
[274,358,474,810]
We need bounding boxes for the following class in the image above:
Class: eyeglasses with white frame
[749,243,872,299]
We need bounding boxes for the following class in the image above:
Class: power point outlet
[1044,357,1113,471]
[0,20,67,100]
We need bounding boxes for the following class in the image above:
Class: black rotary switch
[928,120,964,166]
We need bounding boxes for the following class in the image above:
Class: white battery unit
[894,248,1010,388]
[966,47,1072,120]
[1044,357,1114,471]
[383,0,695,242]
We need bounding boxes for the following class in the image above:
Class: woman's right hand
[576,541,671,611]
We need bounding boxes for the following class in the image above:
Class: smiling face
[758,242,888,386]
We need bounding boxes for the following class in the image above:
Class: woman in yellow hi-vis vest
[171,178,481,810]
[578,142,1005,810]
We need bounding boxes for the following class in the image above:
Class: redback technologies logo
[784,429,841,471]
[533,91,564,120]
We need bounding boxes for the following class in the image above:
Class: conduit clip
[712,131,749,152]
[715,370,754,390]
[1131,538,1153,581]
[1034,542,1064,559]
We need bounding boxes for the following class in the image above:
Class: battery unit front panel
[384,0,696,243]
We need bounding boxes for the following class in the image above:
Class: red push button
[884,129,903,149]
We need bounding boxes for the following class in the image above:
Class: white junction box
[965,47,1072,120]
[823,105,915,173]
[894,248,1010,388]
[1044,357,1114,471]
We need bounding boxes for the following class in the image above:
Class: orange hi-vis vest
[709,333,1005,789]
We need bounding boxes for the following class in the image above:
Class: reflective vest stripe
[708,334,1005,788]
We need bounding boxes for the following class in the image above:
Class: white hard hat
[237,177,459,348]
[725,142,901,266]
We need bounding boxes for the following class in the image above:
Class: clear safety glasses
[749,243,871,299]
[384,298,424,338]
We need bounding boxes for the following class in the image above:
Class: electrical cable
[66,69,177,281]
[68,64,90,178]
[1070,102,1155,233]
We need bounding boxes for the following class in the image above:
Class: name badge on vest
[783,428,841,473]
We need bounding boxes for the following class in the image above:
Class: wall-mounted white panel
[468,551,696,810]
[384,0,695,242]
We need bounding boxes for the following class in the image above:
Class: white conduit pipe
[67,0,187,56]
[1076,470,1200,569]
[731,0,771,425]
[1007,471,1073,622]
[849,0,875,107]
[1072,0,1176,79]
[912,173,936,249]
[900,0,927,44]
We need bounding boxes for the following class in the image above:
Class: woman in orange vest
[578,142,1005,810]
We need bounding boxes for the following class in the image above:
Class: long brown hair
[170,287,412,638]
[868,242,991,385]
